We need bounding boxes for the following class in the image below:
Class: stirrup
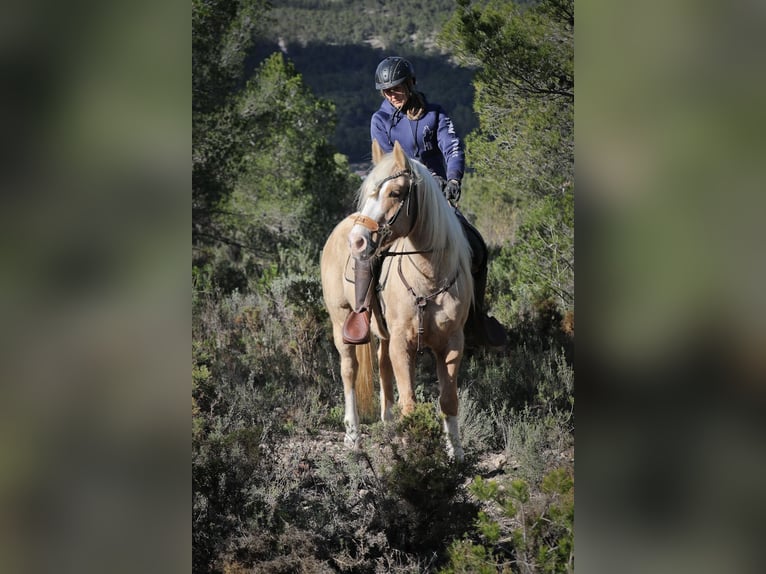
[342,310,370,344]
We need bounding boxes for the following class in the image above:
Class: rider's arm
[435,106,465,182]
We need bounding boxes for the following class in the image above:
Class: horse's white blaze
[366,179,389,198]
[358,186,386,220]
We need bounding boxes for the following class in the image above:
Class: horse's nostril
[352,236,366,252]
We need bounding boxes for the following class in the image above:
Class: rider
[342,56,507,348]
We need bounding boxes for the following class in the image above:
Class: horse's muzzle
[348,228,376,260]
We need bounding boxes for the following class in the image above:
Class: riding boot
[342,258,374,344]
[467,257,508,348]
[457,210,508,348]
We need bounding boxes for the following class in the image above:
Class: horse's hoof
[344,432,360,450]
[446,443,465,462]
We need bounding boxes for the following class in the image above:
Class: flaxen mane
[358,155,472,301]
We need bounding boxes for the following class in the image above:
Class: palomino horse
[320,140,473,460]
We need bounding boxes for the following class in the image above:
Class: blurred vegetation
[262,0,457,48]
[193,0,573,571]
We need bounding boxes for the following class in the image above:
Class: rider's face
[383,84,409,108]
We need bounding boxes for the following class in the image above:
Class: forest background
[193,0,574,571]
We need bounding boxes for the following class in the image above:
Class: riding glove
[444,179,461,204]
[432,174,446,190]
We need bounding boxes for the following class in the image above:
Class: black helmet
[375,57,415,90]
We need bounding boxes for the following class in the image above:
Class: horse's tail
[354,342,376,422]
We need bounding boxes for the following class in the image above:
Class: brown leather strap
[396,257,459,354]
[351,213,379,231]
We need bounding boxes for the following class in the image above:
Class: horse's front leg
[334,330,361,449]
[378,338,395,422]
[388,334,417,416]
[434,336,465,461]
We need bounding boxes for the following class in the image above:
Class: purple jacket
[371,97,465,182]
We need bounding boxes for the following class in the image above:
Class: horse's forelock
[357,154,398,209]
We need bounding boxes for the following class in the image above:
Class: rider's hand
[444,179,461,204]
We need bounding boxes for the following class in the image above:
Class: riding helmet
[374,56,415,90]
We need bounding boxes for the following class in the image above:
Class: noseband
[352,168,416,250]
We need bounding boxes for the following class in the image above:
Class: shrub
[457,387,498,454]
[193,229,574,573]
[372,405,480,557]
[441,468,574,574]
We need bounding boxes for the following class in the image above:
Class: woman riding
[342,56,507,348]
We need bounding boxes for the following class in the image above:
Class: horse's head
[348,141,417,260]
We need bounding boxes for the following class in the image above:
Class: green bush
[192,277,344,572]
[441,468,574,574]
[373,405,480,556]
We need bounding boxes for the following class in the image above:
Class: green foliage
[192,279,342,572]
[195,46,360,294]
[498,406,562,486]
[462,331,573,421]
[443,0,573,194]
[193,0,271,239]
[193,0,360,292]
[263,0,457,51]
[493,189,574,315]
[374,405,479,555]
[232,52,359,249]
[440,539,500,574]
[460,326,574,487]
[442,0,574,317]
[442,468,574,574]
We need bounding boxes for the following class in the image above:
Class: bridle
[352,168,417,254]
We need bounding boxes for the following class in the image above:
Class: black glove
[444,179,461,204]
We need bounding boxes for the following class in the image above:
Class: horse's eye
[389,191,401,200]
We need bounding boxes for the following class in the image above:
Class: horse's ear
[392,140,407,171]
[371,139,384,165]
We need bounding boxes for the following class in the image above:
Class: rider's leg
[456,211,508,348]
